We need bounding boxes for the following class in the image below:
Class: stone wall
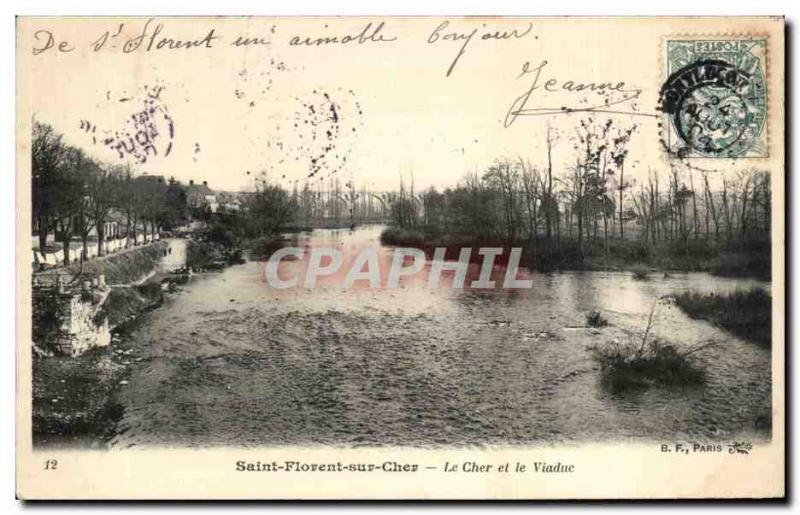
[54,290,111,356]
[32,241,169,357]
[32,280,111,357]
[32,234,161,268]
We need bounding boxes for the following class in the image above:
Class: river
[97,226,771,448]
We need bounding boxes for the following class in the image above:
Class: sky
[19,17,781,193]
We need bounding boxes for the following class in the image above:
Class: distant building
[185,180,217,212]
[91,208,156,246]
[216,191,247,213]
[100,212,121,240]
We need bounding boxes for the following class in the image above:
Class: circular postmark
[81,84,175,165]
[659,58,766,158]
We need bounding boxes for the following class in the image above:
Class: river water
[104,226,770,448]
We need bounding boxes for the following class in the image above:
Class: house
[89,208,157,252]
[216,191,246,213]
[185,180,217,212]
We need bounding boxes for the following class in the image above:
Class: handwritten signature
[504,60,656,127]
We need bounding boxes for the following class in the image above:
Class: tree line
[33,122,305,266]
[388,118,771,263]
[32,121,206,267]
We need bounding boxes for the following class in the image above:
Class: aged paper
[16,16,784,499]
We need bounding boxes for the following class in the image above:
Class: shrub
[186,240,222,269]
[591,338,709,391]
[533,238,585,272]
[589,304,713,391]
[610,240,651,262]
[228,248,245,265]
[249,236,286,261]
[669,238,716,259]
[205,223,237,250]
[585,310,609,328]
[674,289,771,348]
[631,263,650,280]
[379,226,427,246]
[709,252,771,280]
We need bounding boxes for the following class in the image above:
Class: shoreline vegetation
[590,337,711,392]
[372,118,772,394]
[379,225,770,279]
[673,289,772,349]
[589,305,714,392]
[587,292,770,436]
[33,238,214,447]
[376,119,770,282]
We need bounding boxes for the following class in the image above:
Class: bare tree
[32,122,67,252]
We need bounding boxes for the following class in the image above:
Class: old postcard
[16,16,785,499]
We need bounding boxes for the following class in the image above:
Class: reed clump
[589,304,714,391]
[585,310,609,328]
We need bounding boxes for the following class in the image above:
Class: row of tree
[33,121,314,268]
[32,121,188,265]
[390,119,772,255]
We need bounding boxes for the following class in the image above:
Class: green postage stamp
[661,38,768,158]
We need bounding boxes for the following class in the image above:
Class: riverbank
[283,220,366,231]
[185,238,227,270]
[33,240,176,445]
[32,331,137,447]
[379,226,771,280]
[32,241,170,356]
[63,241,169,285]
[674,289,772,348]
[32,283,166,446]
[32,237,257,445]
